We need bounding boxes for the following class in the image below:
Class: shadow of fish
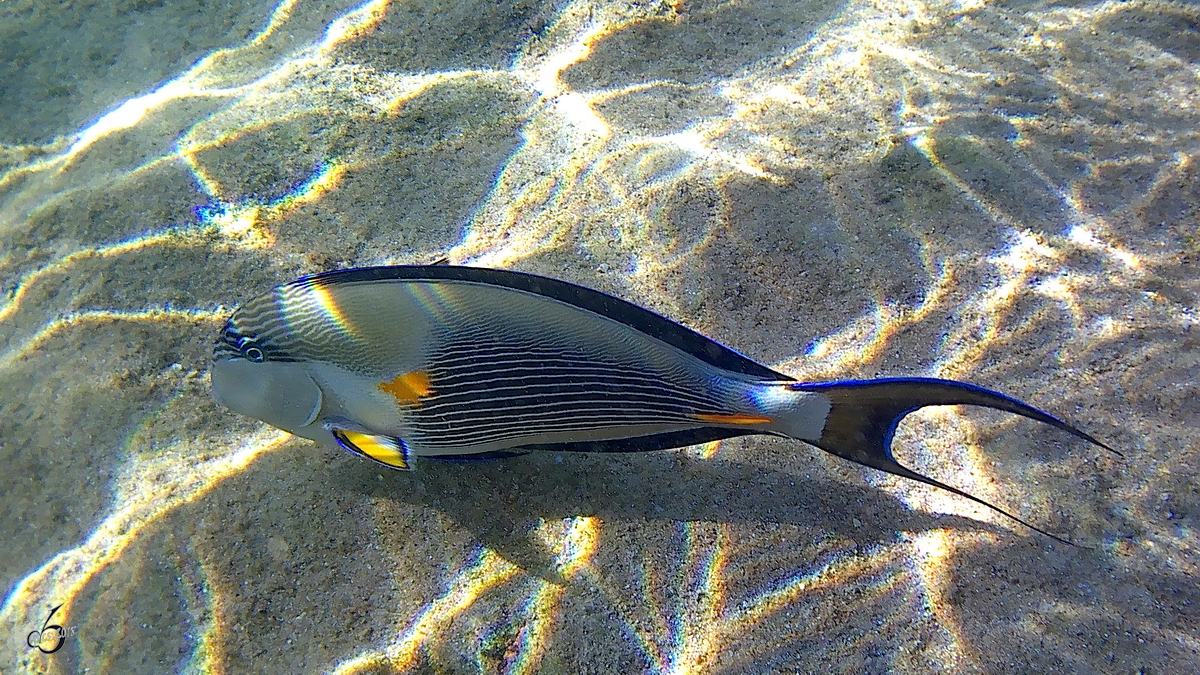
[344,449,1043,581]
[210,265,1117,543]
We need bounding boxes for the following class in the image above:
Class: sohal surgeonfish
[211,265,1117,542]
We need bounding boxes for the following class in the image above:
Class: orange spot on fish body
[694,413,774,425]
[378,370,432,406]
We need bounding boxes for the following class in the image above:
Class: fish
[211,264,1117,543]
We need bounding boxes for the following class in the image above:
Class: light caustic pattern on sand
[2,0,1196,671]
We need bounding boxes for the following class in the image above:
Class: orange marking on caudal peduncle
[694,413,773,425]
[378,370,433,406]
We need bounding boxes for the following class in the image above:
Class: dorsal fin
[295,265,785,380]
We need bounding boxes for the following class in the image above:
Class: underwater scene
[1,0,1196,672]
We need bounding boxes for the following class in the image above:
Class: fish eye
[237,336,267,363]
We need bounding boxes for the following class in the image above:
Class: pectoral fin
[326,424,415,470]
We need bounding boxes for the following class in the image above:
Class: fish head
[210,317,324,435]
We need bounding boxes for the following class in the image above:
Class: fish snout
[210,358,323,433]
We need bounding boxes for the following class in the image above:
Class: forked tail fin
[789,377,1119,545]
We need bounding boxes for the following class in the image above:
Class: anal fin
[694,413,773,425]
[426,451,530,462]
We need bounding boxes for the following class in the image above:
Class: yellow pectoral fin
[378,370,433,406]
[331,428,415,470]
[694,413,774,425]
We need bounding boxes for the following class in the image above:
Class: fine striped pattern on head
[220,277,419,372]
[214,282,319,364]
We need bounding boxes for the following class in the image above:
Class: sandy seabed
[1,0,1197,672]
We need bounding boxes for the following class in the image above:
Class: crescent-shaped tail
[789,377,1118,545]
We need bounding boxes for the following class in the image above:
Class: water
[1,0,1195,672]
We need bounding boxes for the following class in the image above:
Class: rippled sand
[2,0,1196,672]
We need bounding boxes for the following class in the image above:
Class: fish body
[212,265,1114,540]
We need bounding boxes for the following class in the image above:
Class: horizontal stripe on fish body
[213,267,829,457]
[211,265,1116,544]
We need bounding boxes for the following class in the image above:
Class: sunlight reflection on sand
[2,0,1196,671]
